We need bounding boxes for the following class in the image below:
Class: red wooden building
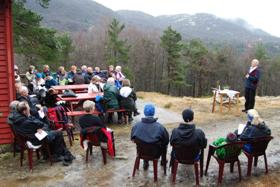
[0,0,15,144]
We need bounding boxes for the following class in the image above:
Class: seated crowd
[16,64,140,123]
[8,64,139,166]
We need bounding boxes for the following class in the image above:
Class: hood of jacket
[120,86,132,98]
[257,122,271,135]
[176,123,196,139]
[141,117,158,123]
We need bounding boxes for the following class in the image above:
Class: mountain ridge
[24,0,280,43]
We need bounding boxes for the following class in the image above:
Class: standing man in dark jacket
[131,104,169,169]
[170,109,207,165]
[243,59,260,112]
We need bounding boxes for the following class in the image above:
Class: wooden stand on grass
[212,88,240,114]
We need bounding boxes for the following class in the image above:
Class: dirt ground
[0,93,279,187]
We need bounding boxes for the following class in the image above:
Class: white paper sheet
[238,124,246,135]
[35,130,48,141]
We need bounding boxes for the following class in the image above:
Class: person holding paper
[243,59,260,112]
[239,109,271,140]
[12,102,75,165]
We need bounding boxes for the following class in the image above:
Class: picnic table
[52,84,89,93]
[58,93,102,111]
[212,89,240,113]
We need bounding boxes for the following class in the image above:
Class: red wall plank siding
[0,0,15,144]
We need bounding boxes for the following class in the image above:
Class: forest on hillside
[13,0,280,97]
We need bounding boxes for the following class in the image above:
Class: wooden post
[212,90,217,113]
[236,93,240,114]
[219,93,223,113]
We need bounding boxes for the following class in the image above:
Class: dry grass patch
[137,92,280,124]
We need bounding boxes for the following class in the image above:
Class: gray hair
[83,100,95,112]
[19,86,28,95]
[251,59,259,66]
[17,101,29,114]
[9,100,19,111]
[107,77,115,84]
[115,66,121,71]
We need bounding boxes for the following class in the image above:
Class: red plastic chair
[242,136,273,176]
[15,133,52,172]
[8,123,17,157]
[81,127,107,164]
[171,144,204,185]
[205,141,246,184]
[47,106,74,146]
[132,139,166,182]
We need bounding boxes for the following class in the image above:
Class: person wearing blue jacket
[131,104,169,170]
[243,59,260,112]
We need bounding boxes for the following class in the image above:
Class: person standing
[243,59,260,112]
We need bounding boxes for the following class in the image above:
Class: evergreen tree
[12,0,74,68]
[105,18,129,66]
[183,39,208,97]
[160,26,184,94]
[56,33,74,68]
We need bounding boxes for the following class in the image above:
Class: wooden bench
[67,109,127,117]
[67,109,129,124]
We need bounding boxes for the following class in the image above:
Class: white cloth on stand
[219,89,239,99]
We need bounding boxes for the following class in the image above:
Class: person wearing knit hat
[226,132,237,142]
[170,109,207,166]
[213,132,240,159]
[131,104,169,170]
[144,104,155,117]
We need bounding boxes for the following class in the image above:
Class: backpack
[48,105,69,129]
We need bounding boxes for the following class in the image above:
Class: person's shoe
[128,117,133,122]
[53,155,64,162]
[143,160,149,170]
[133,111,140,116]
[62,160,71,166]
[117,119,123,124]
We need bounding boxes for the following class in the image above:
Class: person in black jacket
[79,100,107,150]
[73,69,86,85]
[170,109,207,166]
[238,109,271,153]
[131,104,169,169]
[12,102,75,165]
[119,79,140,122]
[239,109,271,138]
[84,67,94,84]
[79,100,106,129]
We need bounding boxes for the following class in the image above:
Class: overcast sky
[94,0,280,37]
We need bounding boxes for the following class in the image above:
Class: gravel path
[133,99,183,124]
